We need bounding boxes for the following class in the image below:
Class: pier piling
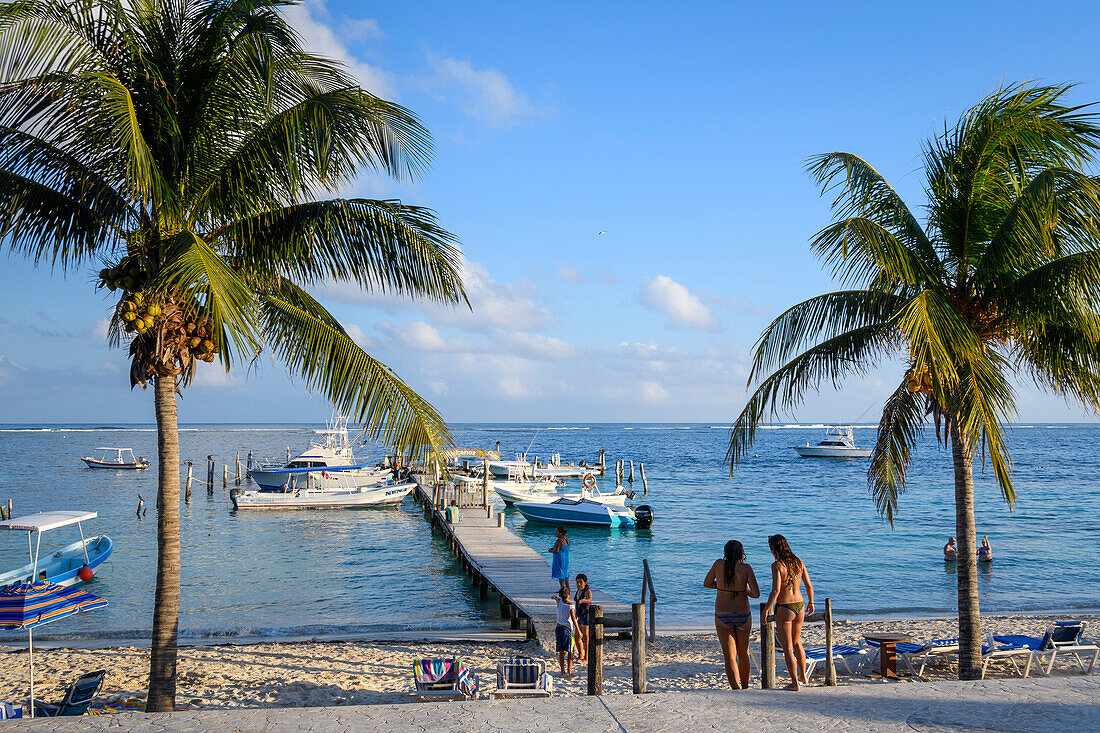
[185,461,193,503]
[223,465,228,490]
[136,494,145,517]
[628,460,634,484]
[247,450,253,471]
[206,456,214,494]
[639,463,648,496]
[587,605,603,695]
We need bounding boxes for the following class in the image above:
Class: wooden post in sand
[185,461,193,503]
[587,605,603,695]
[760,602,775,688]
[632,603,646,694]
[824,598,836,686]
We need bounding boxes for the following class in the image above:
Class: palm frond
[750,289,904,379]
[868,380,927,525]
[809,216,937,288]
[259,287,453,463]
[728,323,893,468]
[216,198,466,304]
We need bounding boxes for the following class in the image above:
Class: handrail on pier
[640,559,657,642]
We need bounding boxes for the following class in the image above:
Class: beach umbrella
[0,581,107,717]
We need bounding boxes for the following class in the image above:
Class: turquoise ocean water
[0,422,1097,642]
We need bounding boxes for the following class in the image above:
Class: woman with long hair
[763,534,814,690]
[703,539,760,689]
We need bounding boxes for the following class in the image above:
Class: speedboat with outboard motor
[513,496,653,528]
[792,426,871,458]
[0,511,113,587]
[81,447,148,469]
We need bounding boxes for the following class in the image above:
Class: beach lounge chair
[980,637,1034,679]
[994,621,1099,675]
[863,638,960,676]
[32,669,106,717]
[409,658,479,701]
[801,644,867,678]
[489,657,553,699]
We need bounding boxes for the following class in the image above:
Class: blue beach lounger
[980,637,1034,679]
[994,621,1099,675]
[489,657,553,699]
[33,670,106,717]
[863,638,960,676]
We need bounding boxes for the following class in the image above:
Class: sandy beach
[1,613,1095,710]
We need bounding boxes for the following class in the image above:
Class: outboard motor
[633,504,654,529]
[229,487,243,508]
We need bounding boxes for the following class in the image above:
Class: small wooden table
[863,633,912,679]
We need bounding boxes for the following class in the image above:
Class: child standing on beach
[574,573,593,663]
[552,587,580,677]
[549,527,570,590]
[763,534,814,691]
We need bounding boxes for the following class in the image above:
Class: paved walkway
[9,676,1098,731]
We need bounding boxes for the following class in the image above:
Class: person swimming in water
[703,539,760,689]
[944,537,958,560]
[978,536,993,562]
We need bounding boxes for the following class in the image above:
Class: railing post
[587,605,603,695]
[824,598,836,686]
[631,603,646,694]
[760,602,775,689]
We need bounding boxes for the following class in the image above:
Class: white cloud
[639,275,720,331]
[282,0,394,98]
[428,380,449,396]
[343,323,373,348]
[505,332,578,360]
[379,321,454,352]
[324,260,555,334]
[640,381,669,402]
[498,376,533,399]
[89,318,110,341]
[426,53,539,126]
[192,365,235,388]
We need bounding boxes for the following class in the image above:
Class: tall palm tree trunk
[950,417,981,679]
[148,375,181,711]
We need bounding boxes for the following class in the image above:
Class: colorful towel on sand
[413,658,479,698]
[88,698,193,715]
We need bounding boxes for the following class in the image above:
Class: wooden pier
[411,474,630,652]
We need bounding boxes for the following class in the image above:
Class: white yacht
[231,470,414,509]
[247,416,391,491]
[792,426,872,458]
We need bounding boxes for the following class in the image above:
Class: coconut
[147,304,162,317]
[106,282,118,291]
[906,380,920,392]
[143,316,155,329]
[187,337,200,349]
[134,321,147,333]
[122,311,136,322]
[201,339,214,353]
[185,322,195,333]
[133,291,145,305]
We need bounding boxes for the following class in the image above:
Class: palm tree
[728,83,1100,679]
[0,0,465,710]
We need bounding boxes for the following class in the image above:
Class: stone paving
[6,676,1098,732]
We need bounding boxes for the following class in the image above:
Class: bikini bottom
[715,613,752,628]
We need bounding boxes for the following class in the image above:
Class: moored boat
[792,426,871,458]
[0,511,113,587]
[248,416,391,491]
[231,468,414,509]
[81,447,148,469]
[513,497,653,528]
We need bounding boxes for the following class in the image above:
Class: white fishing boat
[80,447,148,470]
[485,459,533,478]
[506,485,631,507]
[231,469,414,509]
[0,511,113,587]
[792,425,872,458]
[514,497,653,528]
[248,416,390,491]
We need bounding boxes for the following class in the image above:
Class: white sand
[1,613,1095,709]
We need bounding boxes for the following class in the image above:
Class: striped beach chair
[489,657,553,699]
[409,658,480,701]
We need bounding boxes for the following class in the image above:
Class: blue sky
[3,0,1100,424]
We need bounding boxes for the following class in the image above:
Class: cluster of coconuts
[905,365,933,394]
[99,257,148,292]
[183,320,219,362]
[119,291,158,335]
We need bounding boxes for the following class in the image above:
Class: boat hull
[502,489,628,506]
[231,482,415,509]
[248,467,391,491]
[793,447,871,458]
[514,500,636,527]
[0,536,113,588]
[81,458,148,470]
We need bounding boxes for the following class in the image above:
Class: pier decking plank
[412,475,630,651]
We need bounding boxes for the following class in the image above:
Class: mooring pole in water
[639,463,648,497]
[223,465,228,490]
[185,461,193,503]
[206,455,214,494]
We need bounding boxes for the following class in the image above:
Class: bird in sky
[597,230,606,236]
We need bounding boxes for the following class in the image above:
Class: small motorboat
[792,426,872,458]
[81,447,149,469]
[514,497,653,528]
[508,486,631,507]
[231,468,415,509]
[0,511,113,587]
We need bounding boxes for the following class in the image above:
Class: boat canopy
[259,463,380,475]
[0,510,98,532]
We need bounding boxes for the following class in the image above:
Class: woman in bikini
[763,534,814,691]
[703,539,759,689]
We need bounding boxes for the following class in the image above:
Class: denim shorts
[555,624,572,653]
